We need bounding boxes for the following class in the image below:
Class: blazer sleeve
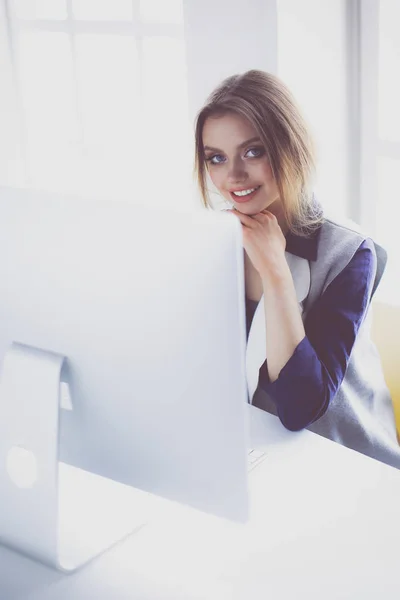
[253,240,376,431]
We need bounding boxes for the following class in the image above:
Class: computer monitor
[0,186,250,572]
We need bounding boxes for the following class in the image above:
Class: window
[277,0,348,216]
[374,0,400,303]
[0,0,194,207]
[277,0,400,304]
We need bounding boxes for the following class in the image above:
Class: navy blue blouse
[246,232,374,432]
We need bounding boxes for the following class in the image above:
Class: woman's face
[202,112,280,216]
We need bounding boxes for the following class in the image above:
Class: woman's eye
[206,154,226,165]
[245,147,264,158]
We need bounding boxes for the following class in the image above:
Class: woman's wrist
[260,255,292,289]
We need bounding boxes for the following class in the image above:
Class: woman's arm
[261,258,305,382]
[229,208,376,431]
[231,208,306,381]
[256,241,375,430]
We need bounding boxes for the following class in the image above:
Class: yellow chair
[371,301,400,444]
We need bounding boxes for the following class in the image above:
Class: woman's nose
[227,158,248,184]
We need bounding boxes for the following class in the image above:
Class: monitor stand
[0,342,149,573]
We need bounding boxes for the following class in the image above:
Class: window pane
[12,0,67,20]
[277,0,348,216]
[379,0,400,142]
[7,12,192,203]
[17,32,79,187]
[0,10,24,185]
[75,34,139,145]
[375,157,400,303]
[141,36,192,203]
[71,0,133,21]
[0,110,24,186]
[139,0,184,25]
[73,34,141,196]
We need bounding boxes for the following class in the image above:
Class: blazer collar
[285,226,321,261]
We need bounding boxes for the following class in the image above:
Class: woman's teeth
[232,186,259,197]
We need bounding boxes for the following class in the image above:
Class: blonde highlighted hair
[194,70,323,236]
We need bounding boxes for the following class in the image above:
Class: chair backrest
[371,301,400,443]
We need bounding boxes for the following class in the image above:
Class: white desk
[2,405,400,600]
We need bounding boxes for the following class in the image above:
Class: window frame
[355,0,400,234]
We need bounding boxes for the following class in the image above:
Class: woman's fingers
[229,209,257,228]
[251,212,269,224]
[228,208,278,229]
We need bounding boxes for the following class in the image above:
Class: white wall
[183,0,278,120]
[277,0,349,217]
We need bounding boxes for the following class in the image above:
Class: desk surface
[2,406,400,600]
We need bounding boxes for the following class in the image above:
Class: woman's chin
[235,200,272,215]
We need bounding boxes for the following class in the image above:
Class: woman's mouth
[229,186,261,203]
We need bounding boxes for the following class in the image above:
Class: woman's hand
[230,209,287,281]
[230,208,305,382]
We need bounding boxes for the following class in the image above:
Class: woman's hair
[194,70,323,236]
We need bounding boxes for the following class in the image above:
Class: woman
[194,69,400,469]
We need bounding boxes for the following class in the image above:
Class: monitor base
[0,342,149,572]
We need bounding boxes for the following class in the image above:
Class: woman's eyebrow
[203,137,262,153]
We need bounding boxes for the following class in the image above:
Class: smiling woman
[195,70,321,235]
[193,69,400,470]
[203,114,279,212]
